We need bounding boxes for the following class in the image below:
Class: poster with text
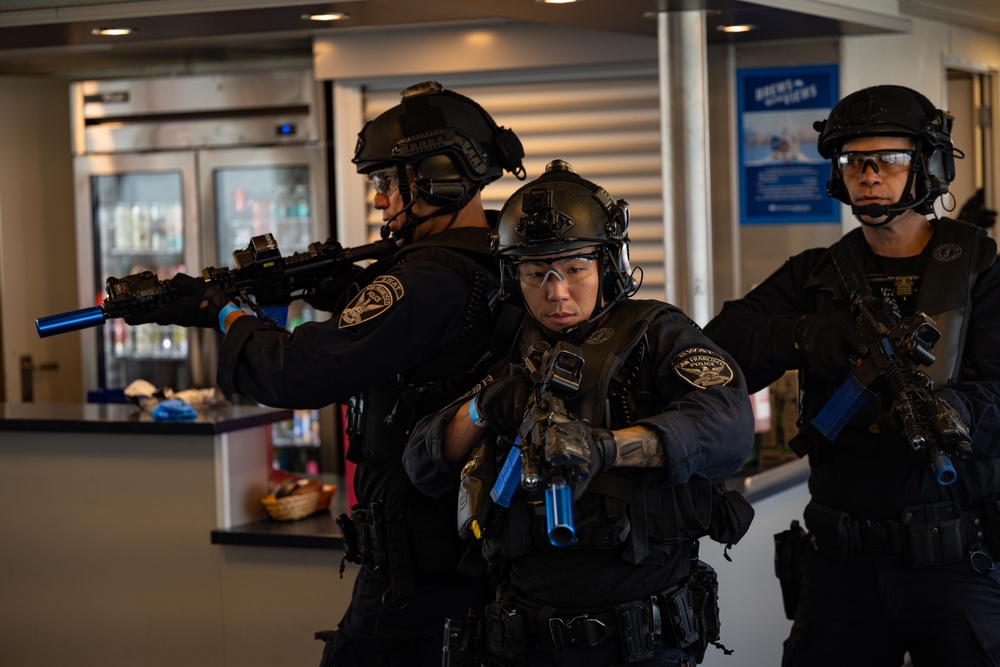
[738,65,840,224]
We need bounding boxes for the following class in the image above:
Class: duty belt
[503,584,704,656]
[804,500,997,571]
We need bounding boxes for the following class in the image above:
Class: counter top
[212,459,813,551]
[0,401,293,435]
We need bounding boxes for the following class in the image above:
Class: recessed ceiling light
[717,24,756,33]
[91,27,136,36]
[302,12,349,21]
[537,0,578,4]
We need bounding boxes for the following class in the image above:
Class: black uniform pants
[319,564,488,667]
[783,549,1000,667]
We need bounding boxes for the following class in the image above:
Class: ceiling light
[91,27,136,36]
[537,0,578,4]
[717,24,756,33]
[303,12,349,21]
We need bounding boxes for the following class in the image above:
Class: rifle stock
[36,234,396,338]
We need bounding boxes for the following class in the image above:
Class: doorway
[946,67,997,237]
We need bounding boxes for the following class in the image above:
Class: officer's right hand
[474,375,533,440]
[795,314,865,381]
[124,273,229,330]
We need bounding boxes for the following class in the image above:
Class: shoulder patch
[338,275,405,329]
[671,347,735,389]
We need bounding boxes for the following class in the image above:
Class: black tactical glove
[566,423,616,500]
[124,272,230,330]
[303,265,363,313]
[474,374,533,440]
[795,314,865,381]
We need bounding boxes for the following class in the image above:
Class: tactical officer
[704,85,1000,666]
[125,81,526,666]
[404,161,755,666]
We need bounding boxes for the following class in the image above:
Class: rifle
[35,233,396,338]
[490,340,592,547]
[810,246,972,486]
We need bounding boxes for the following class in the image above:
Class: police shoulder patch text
[671,347,734,389]
[338,275,405,329]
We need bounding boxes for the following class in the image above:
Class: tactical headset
[814,85,964,225]
[353,81,526,240]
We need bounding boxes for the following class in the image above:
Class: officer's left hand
[568,424,616,499]
[303,265,363,313]
[124,273,230,330]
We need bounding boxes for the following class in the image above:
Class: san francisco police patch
[338,275,404,329]
[671,347,734,389]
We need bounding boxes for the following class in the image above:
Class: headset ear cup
[826,164,851,205]
[414,154,471,206]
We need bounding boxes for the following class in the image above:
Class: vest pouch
[802,502,852,561]
[708,483,755,548]
[901,502,964,568]
[359,383,418,463]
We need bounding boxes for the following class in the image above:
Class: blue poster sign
[737,65,840,224]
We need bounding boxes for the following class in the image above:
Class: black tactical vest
[800,218,996,434]
[346,230,502,507]
[489,300,720,565]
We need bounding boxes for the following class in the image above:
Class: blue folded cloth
[151,398,198,421]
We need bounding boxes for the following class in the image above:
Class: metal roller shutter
[360,71,665,301]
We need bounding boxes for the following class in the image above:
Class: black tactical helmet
[495,160,637,333]
[814,85,961,216]
[353,81,524,201]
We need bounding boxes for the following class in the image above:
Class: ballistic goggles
[514,253,599,287]
[836,150,914,178]
[368,167,404,195]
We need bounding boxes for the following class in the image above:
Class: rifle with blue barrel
[491,340,592,547]
[35,233,396,338]
[809,244,972,485]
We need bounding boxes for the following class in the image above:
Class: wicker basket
[261,483,336,521]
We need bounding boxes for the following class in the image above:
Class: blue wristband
[217,303,242,333]
[468,395,489,427]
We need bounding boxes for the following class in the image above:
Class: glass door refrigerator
[74,152,204,393]
[70,70,330,473]
[200,145,329,472]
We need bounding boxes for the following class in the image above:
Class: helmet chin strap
[378,166,476,244]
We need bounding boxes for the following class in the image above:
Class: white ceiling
[0,0,998,78]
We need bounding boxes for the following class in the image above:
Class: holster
[663,562,723,663]
[773,520,813,620]
[458,439,496,541]
[346,501,464,605]
[485,602,527,662]
[443,610,485,667]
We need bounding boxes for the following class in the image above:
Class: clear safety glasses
[368,168,402,195]
[836,150,914,178]
[514,253,599,287]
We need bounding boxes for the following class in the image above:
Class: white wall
[0,76,81,402]
[700,480,811,667]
